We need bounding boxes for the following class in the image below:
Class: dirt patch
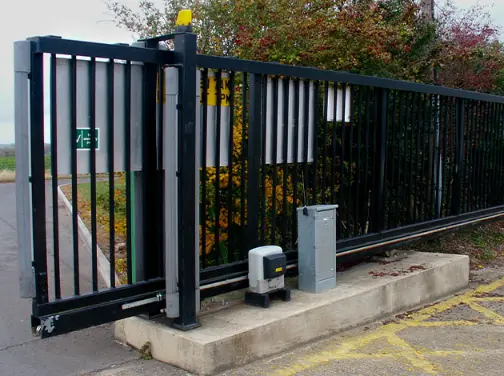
[409,220,504,272]
[368,264,426,278]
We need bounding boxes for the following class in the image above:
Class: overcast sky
[0,0,503,144]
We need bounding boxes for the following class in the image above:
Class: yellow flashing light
[175,9,192,27]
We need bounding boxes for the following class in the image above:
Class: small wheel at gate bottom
[245,246,291,308]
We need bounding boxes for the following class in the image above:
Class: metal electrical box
[297,205,338,293]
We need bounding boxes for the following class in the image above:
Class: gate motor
[245,246,291,308]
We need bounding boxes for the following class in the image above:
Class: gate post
[14,40,35,299]
[172,11,200,330]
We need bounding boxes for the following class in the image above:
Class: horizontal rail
[29,37,174,64]
[197,54,504,104]
[34,289,165,338]
[34,278,165,317]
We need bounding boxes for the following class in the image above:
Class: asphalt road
[0,182,174,376]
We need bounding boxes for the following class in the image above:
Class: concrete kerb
[115,251,470,375]
[57,184,120,288]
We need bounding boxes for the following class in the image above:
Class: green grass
[0,155,51,171]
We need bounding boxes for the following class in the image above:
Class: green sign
[76,128,99,150]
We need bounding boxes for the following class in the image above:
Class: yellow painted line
[406,320,478,327]
[466,301,504,324]
[473,297,504,302]
[386,333,438,375]
[267,277,504,376]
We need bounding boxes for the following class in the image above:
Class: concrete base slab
[115,251,469,375]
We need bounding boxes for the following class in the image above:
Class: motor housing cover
[248,246,286,294]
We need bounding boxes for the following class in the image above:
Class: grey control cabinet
[297,205,338,293]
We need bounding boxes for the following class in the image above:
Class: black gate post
[452,98,465,215]
[373,88,389,232]
[172,26,200,330]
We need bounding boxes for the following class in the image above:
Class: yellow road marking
[466,301,504,324]
[268,277,504,376]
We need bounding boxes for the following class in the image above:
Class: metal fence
[197,55,504,297]
[15,27,504,338]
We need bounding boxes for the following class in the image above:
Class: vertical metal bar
[89,58,98,292]
[434,96,442,218]
[477,102,486,209]
[442,97,449,216]
[388,90,396,229]
[340,84,347,235]
[303,80,310,204]
[271,78,279,244]
[240,73,247,259]
[260,76,267,244]
[247,73,263,250]
[156,67,165,274]
[30,51,49,304]
[488,102,496,206]
[291,80,300,249]
[200,69,208,268]
[49,54,61,299]
[397,92,405,223]
[322,82,329,204]
[214,70,222,263]
[418,94,426,221]
[331,82,339,205]
[348,86,354,233]
[107,59,116,288]
[142,53,162,280]
[173,31,199,330]
[426,94,433,218]
[281,78,289,248]
[364,88,371,233]
[490,102,498,206]
[451,98,465,215]
[467,101,475,212]
[496,104,504,204]
[227,72,235,260]
[311,81,319,206]
[124,61,133,285]
[446,99,454,215]
[413,93,421,223]
[462,101,471,213]
[70,55,80,295]
[374,88,388,232]
[403,93,410,222]
[408,93,416,223]
[355,86,362,234]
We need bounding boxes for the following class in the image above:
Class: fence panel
[197,54,504,298]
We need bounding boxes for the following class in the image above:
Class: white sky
[0,0,503,144]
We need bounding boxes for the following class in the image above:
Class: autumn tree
[433,1,504,93]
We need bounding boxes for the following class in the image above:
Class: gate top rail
[197,54,504,104]
[29,36,175,64]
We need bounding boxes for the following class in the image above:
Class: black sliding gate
[15,27,504,338]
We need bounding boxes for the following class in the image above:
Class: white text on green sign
[76,128,100,150]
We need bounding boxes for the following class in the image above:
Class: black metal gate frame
[26,36,175,338]
[20,32,504,339]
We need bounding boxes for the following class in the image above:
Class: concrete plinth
[115,252,469,375]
